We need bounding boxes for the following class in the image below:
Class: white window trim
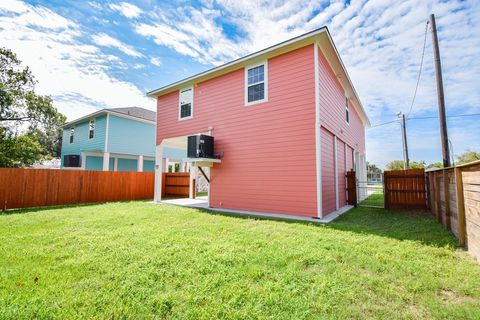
[178,86,194,121]
[244,60,268,106]
[69,126,75,144]
[88,118,96,139]
[345,97,350,126]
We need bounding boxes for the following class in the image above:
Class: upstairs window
[88,119,95,139]
[345,97,350,124]
[179,87,193,120]
[69,127,75,143]
[245,61,268,105]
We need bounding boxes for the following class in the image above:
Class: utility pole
[429,13,451,167]
[397,112,410,169]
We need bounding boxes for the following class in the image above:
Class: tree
[367,161,382,173]
[0,47,66,167]
[386,160,425,170]
[426,162,443,169]
[386,160,405,170]
[456,150,480,165]
[0,127,43,167]
[410,160,426,169]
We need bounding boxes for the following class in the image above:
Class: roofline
[323,30,370,127]
[147,26,370,127]
[146,27,328,97]
[61,109,156,128]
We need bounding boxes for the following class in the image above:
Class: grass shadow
[0,200,151,216]
[167,198,457,249]
[327,206,457,248]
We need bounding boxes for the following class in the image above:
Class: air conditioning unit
[63,154,81,167]
[187,134,214,158]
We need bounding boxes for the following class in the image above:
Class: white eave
[146,27,370,127]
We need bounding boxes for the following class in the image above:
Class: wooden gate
[384,169,427,209]
[162,172,190,198]
[346,170,357,206]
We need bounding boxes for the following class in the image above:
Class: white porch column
[81,152,86,170]
[137,155,144,172]
[114,158,118,171]
[189,163,196,198]
[154,145,164,202]
[102,152,110,171]
[164,158,170,172]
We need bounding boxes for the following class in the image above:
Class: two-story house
[60,107,185,172]
[148,27,370,220]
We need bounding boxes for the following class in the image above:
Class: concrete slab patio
[156,197,353,224]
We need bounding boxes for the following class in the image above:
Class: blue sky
[1,0,479,168]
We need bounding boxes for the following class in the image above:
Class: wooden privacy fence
[162,172,190,198]
[0,168,154,210]
[426,161,480,261]
[384,169,428,210]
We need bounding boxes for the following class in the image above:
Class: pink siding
[346,145,354,171]
[321,127,336,214]
[318,49,365,153]
[337,139,346,206]
[157,45,317,216]
[317,46,365,215]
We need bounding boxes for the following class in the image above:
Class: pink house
[148,27,370,221]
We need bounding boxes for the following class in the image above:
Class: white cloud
[0,1,153,121]
[109,2,142,19]
[149,56,162,66]
[135,0,480,165]
[91,33,143,57]
[135,6,247,66]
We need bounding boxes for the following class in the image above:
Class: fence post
[454,167,466,247]
[444,171,451,231]
[434,172,442,223]
[425,173,431,210]
[383,172,388,209]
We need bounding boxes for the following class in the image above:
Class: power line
[369,120,398,128]
[406,21,429,119]
[368,113,480,128]
[409,113,480,120]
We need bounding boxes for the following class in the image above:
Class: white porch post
[102,152,110,171]
[154,145,164,202]
[113,158,118,171]
[189,164,196,198]
[164,158,170,172]
[81,152,86,170]
[137,155,144,172]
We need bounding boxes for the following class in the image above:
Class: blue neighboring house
[60,107,186,172]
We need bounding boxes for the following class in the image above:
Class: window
[245,61,268,105]
[345,97,350,124]
[88,119,95,139]
[179,87,193,120]
[69,127,75,143]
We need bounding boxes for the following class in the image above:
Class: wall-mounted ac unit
[63,154,81,167]
[187,134,214,159]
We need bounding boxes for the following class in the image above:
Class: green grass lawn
[1,202,480,319]
[360,189,385,207]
